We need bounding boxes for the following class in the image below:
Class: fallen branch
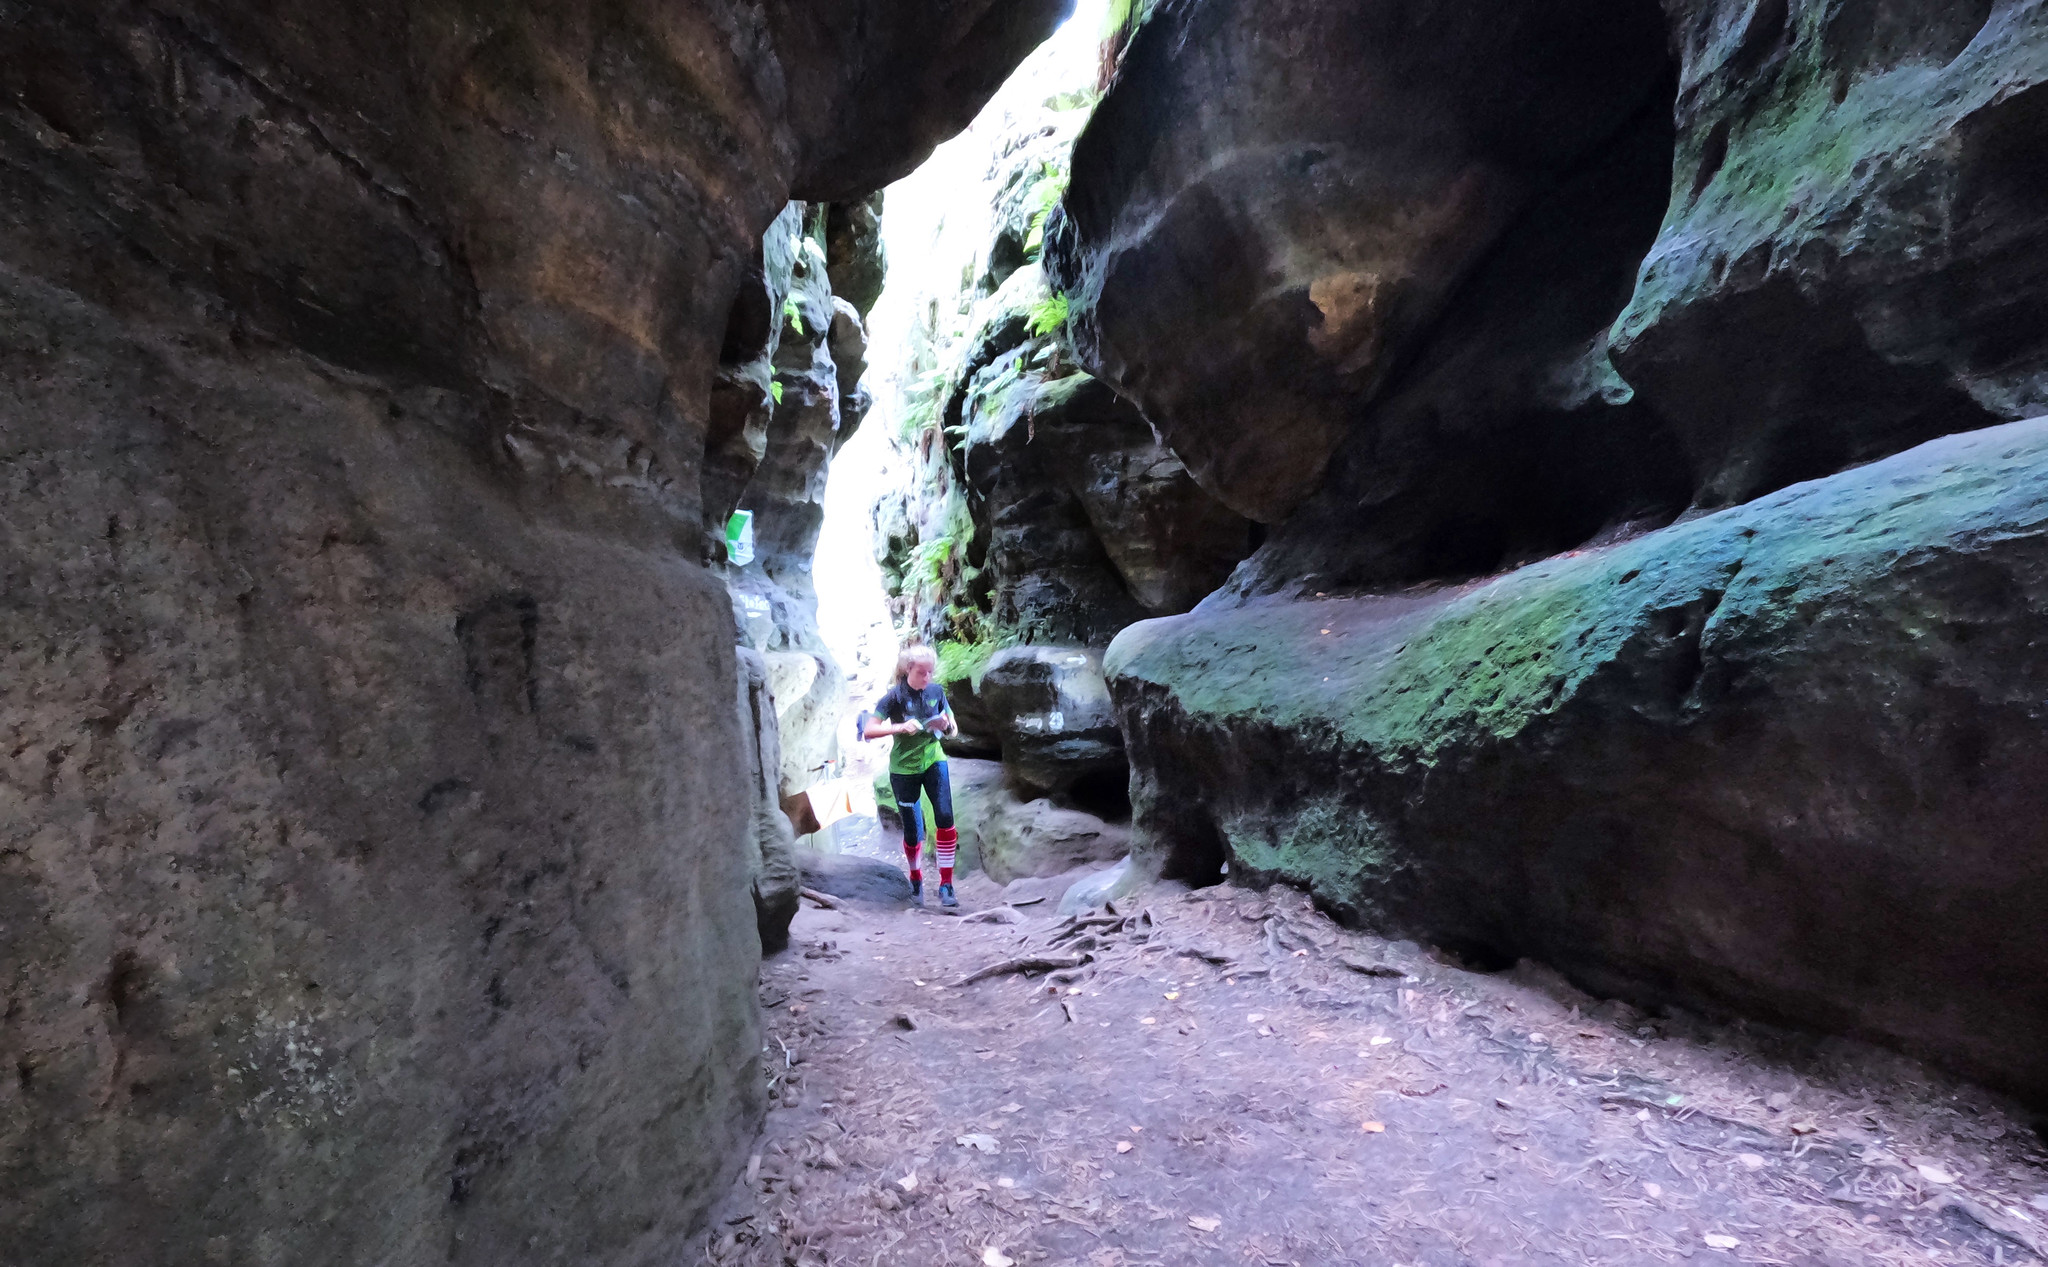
[1925,1193,2048,1258]
[1337,954,1405,978]
[954,953,1093,987]
[799,887,844,910]
[1053,914,1125,940]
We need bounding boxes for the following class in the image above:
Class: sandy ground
[701,875,2048,1267]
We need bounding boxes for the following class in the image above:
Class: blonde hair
[895,644,938,683]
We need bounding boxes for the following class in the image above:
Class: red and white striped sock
[935,827,957,886]
[903,840,922,885]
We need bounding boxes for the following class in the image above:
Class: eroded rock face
[826,195,888,318]
[1612,0,2048,508]
[869,66,1249,804]
[0,1,1067,1261]
[962,344,1252,643]
[1049,0,1676,524]
[739,649,803,955]
[974,796,1131,886]
[1,273,765,1265]
[725,209,870,795]
[978,646,1124,798]
[1109,419,2048,1102]
[1047,0,2048,1099]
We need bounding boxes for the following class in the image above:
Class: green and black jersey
[868,682,950,775]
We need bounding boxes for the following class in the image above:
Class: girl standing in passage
[861,645,958,907]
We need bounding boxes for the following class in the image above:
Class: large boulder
[0,1,1069,1262]
[1048,0,1677,526]
[797,850,913,906]
[976,797,1131,887]
[977,645,1125,797]
[948,756,1126,884]
[962,353,1253,640]
[1611,0,2048,508]
[1109,418,2048,1104]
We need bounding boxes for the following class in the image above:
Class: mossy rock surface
[1109,417,2048,1103]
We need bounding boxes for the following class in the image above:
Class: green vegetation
[916,534,955,589]
[1224,798,1403,909]
[935,638,1004,689]
[1100,0,1157,82]
[769,381,784,405]
[1028,290,1071,338]
[1022,163,1069,262]
[782,294,804,337]
[896,367,950,444]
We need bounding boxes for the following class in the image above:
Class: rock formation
[869,60,1248,844]
[1110,419,2048,1100]
[859,65,1249,883]
[1613,0,2048,509]
[721,200,878,800]
[1049,0,2048,1102]
[0,2,1067,1262]
[738,649,802,956]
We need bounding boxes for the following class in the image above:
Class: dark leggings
[889,761,953,846]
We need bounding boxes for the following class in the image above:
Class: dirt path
[703,876,2048,1267]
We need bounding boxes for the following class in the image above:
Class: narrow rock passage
[706,881,2048,1267]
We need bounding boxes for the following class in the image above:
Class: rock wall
[1613,0,2048,508]
[0,2,1066,1262]
[1110,419,2048,1100]
[1052,0,2048,1100]
[869,69,1248,831]
[722,201,877,799]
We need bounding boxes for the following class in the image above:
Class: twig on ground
[799,887,845,910]
[954,953,1093,986]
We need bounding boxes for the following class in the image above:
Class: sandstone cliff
[0,3,1066,1262]
[1048,0,2048,1101]
[866,43,1247,861]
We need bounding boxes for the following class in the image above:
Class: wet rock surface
[1108,419,2048,1103]
[0,1,1067,1262]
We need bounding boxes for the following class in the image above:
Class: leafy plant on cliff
[916,534,956,589]
[1100,0,1158,88]
[1022,163,1069,262]
[1028,291,1071,338]
[936,638,1005,690]
[896,367,951,444]
[782,294,805,337]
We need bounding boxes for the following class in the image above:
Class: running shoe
[939,883,958,908]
